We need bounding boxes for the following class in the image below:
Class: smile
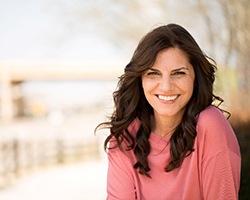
[157,95,179,101]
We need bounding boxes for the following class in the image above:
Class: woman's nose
[159,76,174,91]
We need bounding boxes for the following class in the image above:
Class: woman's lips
[157,95,179,101]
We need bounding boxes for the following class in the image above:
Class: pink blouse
[106,106,241,200]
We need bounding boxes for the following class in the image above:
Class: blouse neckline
[149,131,171,147]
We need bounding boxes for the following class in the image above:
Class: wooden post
[12,139,20,176]
[57,138,64,164]
[12,81,25,117]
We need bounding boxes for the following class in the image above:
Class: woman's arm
[198,107,241,200]
[202,150,241,200]
[106,148,137,200]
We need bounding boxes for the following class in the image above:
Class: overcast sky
[0,0,124,62]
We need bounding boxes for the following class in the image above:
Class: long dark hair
[96,23,223,177]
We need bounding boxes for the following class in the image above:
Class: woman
[96,23,241,199]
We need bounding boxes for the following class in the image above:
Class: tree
[219,0,250,91]
[53,0,250,112]
[197,0,250,113]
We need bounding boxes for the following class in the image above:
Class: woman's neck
[151,114,182,137]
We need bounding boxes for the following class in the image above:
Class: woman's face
[142,47,195,121]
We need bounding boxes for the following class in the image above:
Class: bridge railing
[0,135,100,188]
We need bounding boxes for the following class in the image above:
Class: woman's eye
[173,71,186,76]
[147,72,159,76]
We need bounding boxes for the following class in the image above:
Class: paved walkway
[0,159,108,200]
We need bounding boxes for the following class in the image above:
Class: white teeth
[158,95,178,101]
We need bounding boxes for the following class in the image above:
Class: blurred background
[0,0,249,199]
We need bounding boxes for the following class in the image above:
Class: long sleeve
[197,106,241,200]
[202,150,241,200]
[106,147,137,200]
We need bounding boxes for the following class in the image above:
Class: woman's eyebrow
[172,67,189,72]
[148,68,160,71]
[149,67,189,72]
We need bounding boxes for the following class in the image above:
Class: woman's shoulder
[196,106,239,153]
[197,106,232,132]
[108,118,141,150]
[196,105,232,143]
[196,106,240,161]
[127,118,141,137]
[197,105,228,127]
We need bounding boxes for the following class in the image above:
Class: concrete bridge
[0,60,124,121]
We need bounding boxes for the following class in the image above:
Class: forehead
[152,48,192,70]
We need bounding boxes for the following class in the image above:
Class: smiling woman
[96,23,241,200]
[141,48,195,134]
